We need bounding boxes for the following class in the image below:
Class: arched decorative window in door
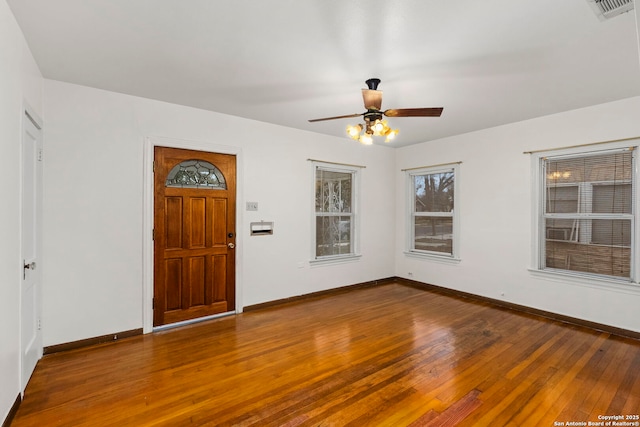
[165,159,227,189]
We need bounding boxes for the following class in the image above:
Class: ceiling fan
[308,78,443,144]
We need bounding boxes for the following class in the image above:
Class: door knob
[23,261,36,279]
[228,242,235,249]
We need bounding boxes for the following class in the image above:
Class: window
[540,148,635,280]
[312,163,360,261]
[165,159,226,189]
[406,164,459,259]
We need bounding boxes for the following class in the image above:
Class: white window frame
[310,161,361,265]
[405,163,460,262]
[530,143,640,288]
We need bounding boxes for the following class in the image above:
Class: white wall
[42,79,396,347]
[40,80,640,350]
[31,0,640,371]
[0,0,43,422]
[395,96,640,333]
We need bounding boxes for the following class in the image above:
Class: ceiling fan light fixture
[372,119,386,134]
[385,129,399,142]
[346,118,396,144]
[359,133,373,145]
[346,124,363,139]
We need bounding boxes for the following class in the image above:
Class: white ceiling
[8,0,640,147]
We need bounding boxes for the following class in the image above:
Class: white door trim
[142,136,244,334]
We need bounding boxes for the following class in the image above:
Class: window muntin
[408,167,457,257]
[541,149,634,279]
[314,166,358,260]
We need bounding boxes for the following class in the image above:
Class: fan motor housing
[364,110,383,122]
[365,78,381,90]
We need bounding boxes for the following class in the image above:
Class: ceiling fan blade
[308,113,363,123]
[384,107,444,117]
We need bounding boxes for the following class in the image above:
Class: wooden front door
[154,147,236,326]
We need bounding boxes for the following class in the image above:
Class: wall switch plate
[246,202,258,211]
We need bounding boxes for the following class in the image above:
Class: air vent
[587,0,634,20]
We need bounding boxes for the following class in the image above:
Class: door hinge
[152,298,155,309]
[153,161,156,173]
[152,229,155,240]
[37,318,41,331]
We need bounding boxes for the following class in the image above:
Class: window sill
[403,251,461,264]
[310,254,362,267]
[528,268,640,295]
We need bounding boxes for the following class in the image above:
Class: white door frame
[142,136,244,333]
[20,103,43,393]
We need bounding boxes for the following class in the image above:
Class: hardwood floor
[12,283,640,426]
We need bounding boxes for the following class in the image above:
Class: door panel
[165,198,183,249]
[188,256,206,305]
[154,147,236,326]
[213,199,227,244]
[189,198,206,248]
[165,259,182,310]
[213,255,227,301]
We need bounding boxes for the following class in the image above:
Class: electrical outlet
[246,202,258,211]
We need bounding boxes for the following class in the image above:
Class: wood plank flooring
[12,283,640,426]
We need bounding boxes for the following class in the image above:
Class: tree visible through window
[409,166,457,257]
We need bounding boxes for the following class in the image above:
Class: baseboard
[244,277,396,312]
[43,328,143,355]
[395,277,640,341]
[39,276,639,358]
[2,394,21,427]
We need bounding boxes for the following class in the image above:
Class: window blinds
[543,150,634,279]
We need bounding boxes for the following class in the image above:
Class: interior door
[154,147,236,326]
[21,110,43,392]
